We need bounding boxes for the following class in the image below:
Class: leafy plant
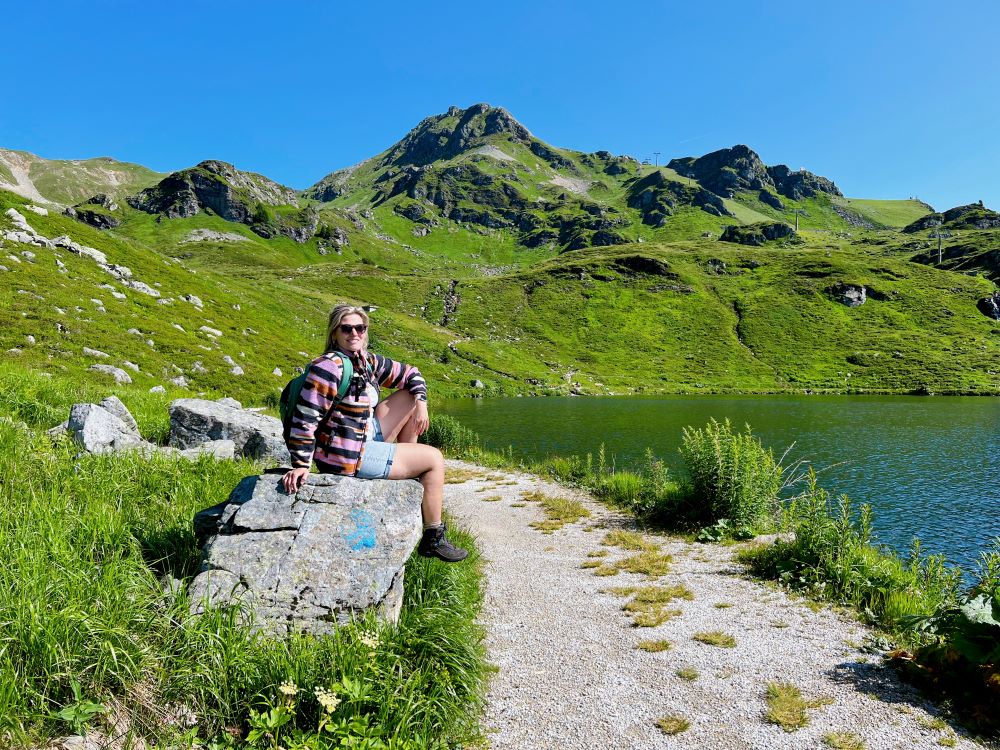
[678,418,782,532]
[54,678,106,736]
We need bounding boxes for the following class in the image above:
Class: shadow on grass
[137,524,204,581]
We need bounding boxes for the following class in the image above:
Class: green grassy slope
[4,185,999,406]
[841,198,934,228]
[0,148,164,205]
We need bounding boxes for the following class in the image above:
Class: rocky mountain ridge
[0,104,944,256]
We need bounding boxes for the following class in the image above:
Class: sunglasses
[339,324,368,334]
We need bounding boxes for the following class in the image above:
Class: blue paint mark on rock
[343,507,377,551]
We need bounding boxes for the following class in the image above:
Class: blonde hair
[325,304,370,353]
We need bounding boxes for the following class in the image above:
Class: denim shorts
[356,419,397,479]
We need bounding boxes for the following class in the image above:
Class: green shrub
[894,540,1000,733]
[678,418,781,531]
[739,470,961,629]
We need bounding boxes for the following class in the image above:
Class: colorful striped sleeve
[371,353,427,402]
[287,355,345,468]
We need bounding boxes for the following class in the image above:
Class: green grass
[601,529,659,551]
[765,682,831,731]
[822,731,866,749]
[675,667,699,681]
[636,639,672,652]
[841,198,933,228]
[4,185,1000,404]
[655,715,690,735]
[525,493,590,533]
[737,471,962,633]
[0,413,488,747]
[692,631,736,648]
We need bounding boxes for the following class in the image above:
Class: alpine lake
[437,394,1000,571]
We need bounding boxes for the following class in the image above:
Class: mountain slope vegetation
[1,103,997,406]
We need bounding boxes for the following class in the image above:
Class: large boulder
[828,282,868,307]
[169,398,289,464]
[189,473,423,633]
[720,221,797,246]
[67,402,143,454]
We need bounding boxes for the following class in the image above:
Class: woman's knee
[388,443,442,479]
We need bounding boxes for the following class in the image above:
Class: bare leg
[375,390,419,443]
[387,442,444,524]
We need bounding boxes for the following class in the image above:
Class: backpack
[279,354,353,443]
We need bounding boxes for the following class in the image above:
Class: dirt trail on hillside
[442,459,978,750]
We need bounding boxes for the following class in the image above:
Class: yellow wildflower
[278,681,299,697]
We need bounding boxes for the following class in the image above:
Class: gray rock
[217,397,242,409]
[158,439,236,461]
[123,279,160,297]
[272,367,283,377]
[68,403,143,453]
[471,379,485,388]
[170,375,189,387]
[200,325,223,338]
[150,385,166,393]
[182,294,204,308]
[977,291,1000,320]
[168,398,289,463]
[98,396,140,436]
[122,360,140,372]
[88,364,133,384]
[47,419,69,438]
[230,365,244,376]
[83,346,110,359]
[189,473,423,633]
[828,282,868,307]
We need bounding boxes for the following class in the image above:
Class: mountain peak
[383,103,533,168]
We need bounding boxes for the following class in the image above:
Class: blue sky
[3,1,998,210]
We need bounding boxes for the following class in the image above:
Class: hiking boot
[418,523,468,562]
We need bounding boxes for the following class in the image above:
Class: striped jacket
[287,350,427,474]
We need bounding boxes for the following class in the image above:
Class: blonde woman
[281,304,466,562]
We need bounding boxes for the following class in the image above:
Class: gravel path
[443,459,981,750]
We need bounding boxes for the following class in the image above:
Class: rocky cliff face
[627,170,732,226]
[128,160,317,242]
[669,145,842,201]
[903,202,1000,233]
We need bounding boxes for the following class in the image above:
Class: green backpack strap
[280,354,354,438]
[334,354,354,401]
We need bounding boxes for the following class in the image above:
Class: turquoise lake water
[437,395,1000,571]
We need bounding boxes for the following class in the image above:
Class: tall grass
[0,419,487,748]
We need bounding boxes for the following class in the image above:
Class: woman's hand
[282,467,310,494]
[413,400,430,436]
